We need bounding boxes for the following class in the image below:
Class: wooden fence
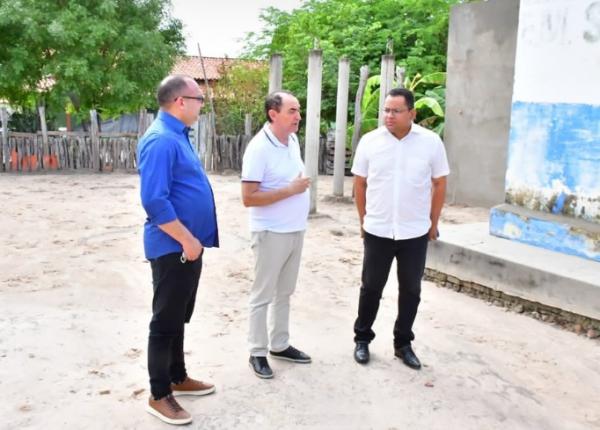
[2,131,138,172]
[1,130,329,174]
[0,108,329,174]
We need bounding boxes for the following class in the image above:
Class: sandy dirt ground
[0,172,599,430]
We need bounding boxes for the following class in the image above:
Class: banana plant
[348,71,446,141]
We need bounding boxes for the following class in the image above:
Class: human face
[383,95,416,138]
[269,93,302,137]
[175,80,205,126]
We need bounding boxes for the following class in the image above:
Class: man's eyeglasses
[383,108,410,115]
[177,95,205,103]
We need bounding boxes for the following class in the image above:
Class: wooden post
[193,117,201,155]
[378,55,395,126]
[1,107,8,172]
[268,54,283,94]
[197,43,217,172]
[198,114,207,164]
[333,57,350,197]
[137,109,147,140]
[38,105,49,170]
[244,113,252,136]
[351,65,369,157]
[90,109,100,171]
[305,49,323,214]
[205,112,214,171]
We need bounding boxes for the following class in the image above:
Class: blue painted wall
[505,101,600,221]
[490,0,600,262]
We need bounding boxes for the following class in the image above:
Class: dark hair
[156,75,192,107]
[264,90,294,123]
[387,87,415,110]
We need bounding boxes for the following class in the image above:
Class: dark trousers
[148,252,202,399]
[354,232,428,348]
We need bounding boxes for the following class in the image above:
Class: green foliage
[0,0,184,121]
[212,62,269,135]
[242,0,461,127]
[406,72,446,136]
[346,71,447,144]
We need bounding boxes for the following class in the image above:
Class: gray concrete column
[351,65,369,156]
[378,55,395,126]
[268,54,283,94]
[1,107,8,171]
[304,49,323,214]
[333,57,350,197]
[244,113,252,135]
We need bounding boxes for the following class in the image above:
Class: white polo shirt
[241,124,310,233]
[351,124,450,240]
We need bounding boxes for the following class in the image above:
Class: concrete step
[427,221,600,320]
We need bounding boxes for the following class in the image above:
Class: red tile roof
[172,56,264,81]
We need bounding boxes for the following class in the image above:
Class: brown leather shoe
[171,376,216,396]
[146,394,192,425]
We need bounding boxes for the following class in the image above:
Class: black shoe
[269,345,311,363]
[249,356,274,379]
[394,345,421,370]
[354,342,369,364]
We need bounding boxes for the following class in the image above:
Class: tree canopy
[0,0,184,119]
[242,0,463,127]
[213,61,269,135]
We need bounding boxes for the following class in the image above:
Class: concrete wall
[504,0,600,222]
[444,0,520,207]
[490,0,600,262]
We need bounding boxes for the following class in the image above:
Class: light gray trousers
[248,230,304,357]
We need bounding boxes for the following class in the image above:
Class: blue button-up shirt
[137,111,219,259]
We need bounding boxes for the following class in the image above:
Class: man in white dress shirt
[351,87,449,369]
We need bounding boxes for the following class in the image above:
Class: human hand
[288,172,310,195]
[182,236,203,261]
[428,225,439,241]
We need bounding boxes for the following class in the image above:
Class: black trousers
[354,232,428,348]
[148,252,202,399]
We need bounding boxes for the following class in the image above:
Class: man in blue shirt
[138,74,219,425]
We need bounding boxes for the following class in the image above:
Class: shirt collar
[158,110,188,135]
[263,123,289,148]
[386,122,417,141]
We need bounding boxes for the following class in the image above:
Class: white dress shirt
[351,124,450,240]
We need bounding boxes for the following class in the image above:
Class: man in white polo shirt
[241,90,312,379]
[351,87,449,369]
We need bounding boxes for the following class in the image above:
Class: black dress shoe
[354,342,370,364]
[269,345,311,363]
[394,345,421,370]
[249,356,274,379]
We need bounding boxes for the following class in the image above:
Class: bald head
[156,74,205,126]
[156,75,196,107]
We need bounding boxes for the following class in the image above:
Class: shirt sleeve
[241,141,266,182]
[138,133,178,225]
[351,136,368,177]
[431,136,450,178]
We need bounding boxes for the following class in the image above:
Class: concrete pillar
[351,65,369,156]
[268,54,283,94]
[0,107,8,171]
[378,55,395,126]
[396,66,406,88]
[90,109,100,171]
[38,105,48,170]
[244,113,252,135]
[304,49,323,214]
[333,57,350,197]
